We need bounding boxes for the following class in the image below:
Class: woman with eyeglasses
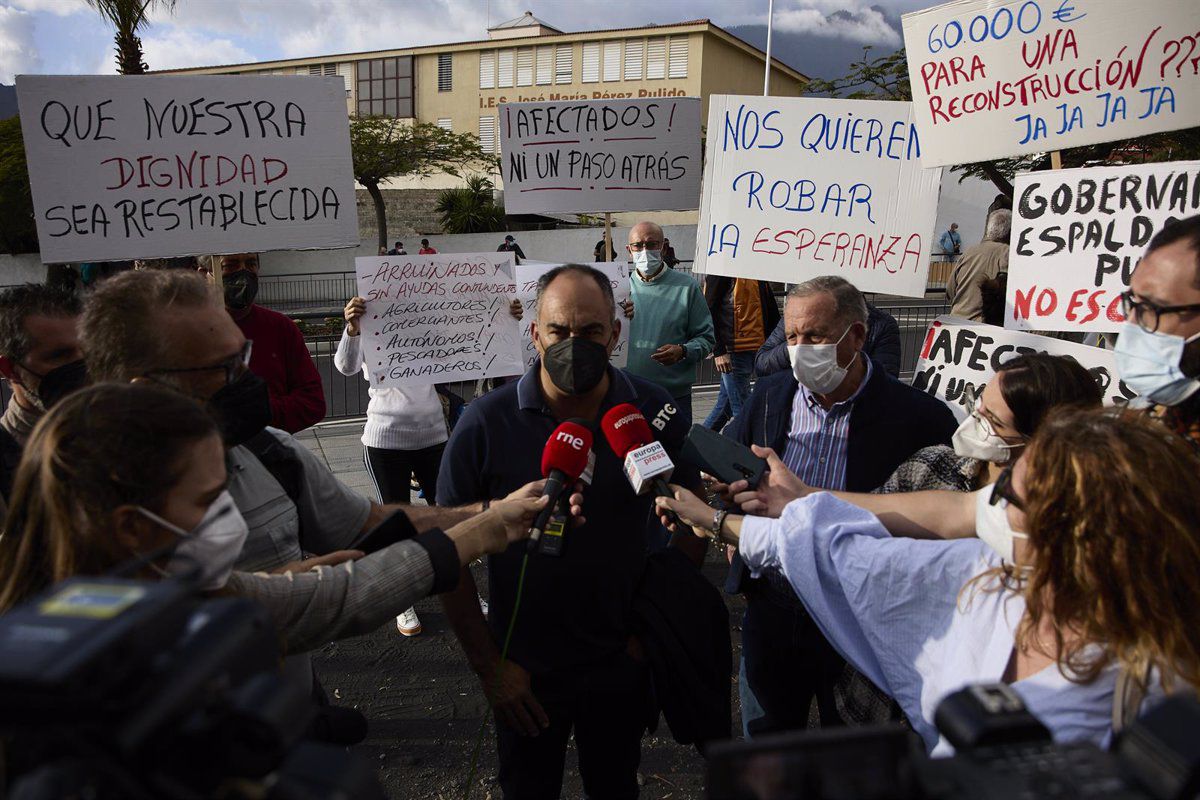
[877,352,1101,496]
[656,407,1200,752]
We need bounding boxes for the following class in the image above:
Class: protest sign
[1006,160,1200,332]
[695,95,942,297]
[16,74,357,263]
[902,0,1200,168]
[513,262,631,369]
[498,97,701,214]
[912,315,1136,420]
[355,253,523,388]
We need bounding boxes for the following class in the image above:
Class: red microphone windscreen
[600,403,653,458]
[541,421,593,481]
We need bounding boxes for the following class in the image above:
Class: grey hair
[81,270,221,382]
[984,209,1012,243]
[787,276,868,326]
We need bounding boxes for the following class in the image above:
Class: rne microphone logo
[612,413,641,429]
[555,431,586,450]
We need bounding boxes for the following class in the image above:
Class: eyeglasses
[146,340,253,387]
[627,240,662,252]
[1119,290,1200,333]
[989,465,1025,511]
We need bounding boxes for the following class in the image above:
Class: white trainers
[396,607,422,636]
[478,596,489,619]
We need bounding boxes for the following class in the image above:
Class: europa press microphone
[600,403,680,527]
[528,419,593,557]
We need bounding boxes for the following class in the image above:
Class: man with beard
[203,253,326,432]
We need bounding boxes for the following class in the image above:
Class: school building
[155,12,809,233]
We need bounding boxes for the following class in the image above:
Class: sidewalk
[294,390,720,497]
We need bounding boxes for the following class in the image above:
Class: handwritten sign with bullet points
[498,97,702,214]
[355,253,524,388]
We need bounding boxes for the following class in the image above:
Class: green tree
[435,175,506,234]
[350,116,494,249]
[809,46,1200,197]
[0,117,38,255]
[86,0,178,75]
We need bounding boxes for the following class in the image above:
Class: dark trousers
[738,582,845,737]
[363,443,445,505]
[497,652,650,799]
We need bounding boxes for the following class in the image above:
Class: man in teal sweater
[625,221,715,427]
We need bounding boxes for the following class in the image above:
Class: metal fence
[305,299,949,422]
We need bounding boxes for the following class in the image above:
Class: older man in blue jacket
[723,276,956,737]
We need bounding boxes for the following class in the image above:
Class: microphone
[600,403,680,526]
[528,419,593,554]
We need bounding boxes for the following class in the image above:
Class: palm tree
[86,0,177,75]
[435,175,506,234]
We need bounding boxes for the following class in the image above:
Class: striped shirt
[781,356,874,490]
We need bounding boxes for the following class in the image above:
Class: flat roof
[151,18,809,83]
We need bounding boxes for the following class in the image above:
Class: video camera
[706,683,1200,800]
[0,575,385,799]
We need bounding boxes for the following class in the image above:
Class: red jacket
[233,304,326,432]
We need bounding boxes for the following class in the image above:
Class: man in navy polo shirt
[438,264,703,799]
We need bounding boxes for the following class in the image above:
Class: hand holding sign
[355,253,524,387]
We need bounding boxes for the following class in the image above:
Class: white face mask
[633,248,664,277]
[137,490,248,590]
[1114,321,1200,406]
[951,396,1024,463]
[788,325,855,395]
[974,486,1028,564]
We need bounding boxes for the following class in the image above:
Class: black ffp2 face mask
[209,370,271,446]
[22,359,89,411]
[541,337,610,396]
[223,270,259,311]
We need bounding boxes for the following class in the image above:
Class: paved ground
[293,391,744,800]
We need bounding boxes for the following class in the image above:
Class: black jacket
[632,547,732,749]
[722,364,957,594]
[702,277,781,359]
[754,303,902,378]
[0,425,21,506]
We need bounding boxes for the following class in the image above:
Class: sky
[0,0,929,84]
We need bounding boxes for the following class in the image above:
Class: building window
[438,53,452,92]
[555,44,572,84]
[536,46,552,85]
[623,39,644,80]
[668,36,688,78]
[497,49,514,88]
[480,51,495,89]
[646,37,666,79]
[582,42,600,83]
[355,56,413,118]
[436,118,452,131]
[305,62,350,94]
[602,41,621,82]
[516,47,533,86]
[479,116,497,153]
[308,63,337,76]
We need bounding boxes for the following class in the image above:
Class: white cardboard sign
[902,0,1200,167]
[355,253,524,387]
[514,261,632,369]
[1007,160,1200,333]
[498,97,701,214]
[695,95,942,297]
[912,315,1136,420]
[15,75,358,263]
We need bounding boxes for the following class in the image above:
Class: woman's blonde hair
[0,382,218,612]
[1003,407,1200,690]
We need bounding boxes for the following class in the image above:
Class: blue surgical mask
[633,249,664,278]
[1114,321,1200,406]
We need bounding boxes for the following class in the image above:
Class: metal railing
[303,299,949,422]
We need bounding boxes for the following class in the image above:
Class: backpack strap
[1112,661,1151,733]
[240,429,306,542]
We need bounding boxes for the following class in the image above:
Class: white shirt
[739,493,1139,755]
[334,329,448,451]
